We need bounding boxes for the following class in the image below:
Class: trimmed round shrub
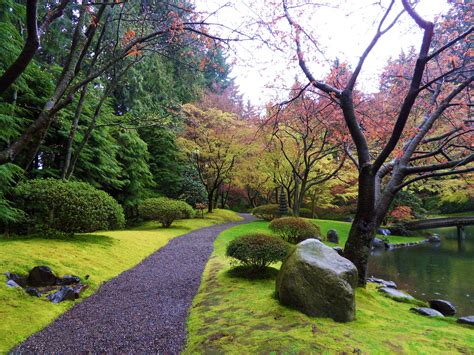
[138,197,194,227]
[226,233,290,270]
[13,178,125,234]
[269,217,322,244]
[252,204,293,221]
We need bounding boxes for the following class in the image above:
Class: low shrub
[269,217,322,244]
[138,197,194,227]
[298,208,315,218]
[226,233,290,270]
[252,204,292,221]
[13,178,125,234]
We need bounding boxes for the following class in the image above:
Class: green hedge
[138,197,194,227]
[13,178,125,234]
[252,204,292,221]
[226,233,290,270]
[269,217,322,244]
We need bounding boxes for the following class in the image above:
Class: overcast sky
[196,0,450,107]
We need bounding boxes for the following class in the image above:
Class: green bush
[138,197,194,227]
[226,233,290,270]
[13,178,125,234]
[269,217,322,244]
[252,204,292,221]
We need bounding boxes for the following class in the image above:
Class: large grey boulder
[276,239,358,322]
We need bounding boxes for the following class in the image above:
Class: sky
[196,0,450,108]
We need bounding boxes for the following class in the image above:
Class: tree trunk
[343,166,376,286]
[207,190,214,213]
[61,85,88,178]
[293,174,300,216]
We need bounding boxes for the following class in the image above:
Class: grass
[185,221,474,354]
[229,219,425,247]
[0,209,242,353]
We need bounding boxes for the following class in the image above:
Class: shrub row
[251,204,293,221]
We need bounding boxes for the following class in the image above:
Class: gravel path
[13,214,255,354]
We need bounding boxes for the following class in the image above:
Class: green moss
[185,221,474,354]
[0,209,241,353]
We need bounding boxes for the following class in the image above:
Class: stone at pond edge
[28,266,58,287]
[457,316,474,326]
[428,234,441,243]
[378,287,414,300]
[410,307,444,317]
[276,239,358,322]
[327,229,339,243]
[367,277,397,289]
[333,247,344,257]
[429,299,456,316]
[372,238,387,249]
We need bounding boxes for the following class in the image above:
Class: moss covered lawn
[0,209,242,353]
[185,221,473,354]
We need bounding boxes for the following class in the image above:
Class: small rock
[333,247,344,256]
[5,272,28,287]
[6,279,20,288]
[372,237,386,249]
[457,316,474,326]
[428,234,441,243]
[47,286,76,303]
[72,283,88,298]
[327,229,339,243]
[429,299,456,316]
[58,275,81,286]
[25,287,41,297]
[410,307,444,317]
[377,228,391,236]
[367,277,397,289]
[378,287,414,300]
[28,266,57,287]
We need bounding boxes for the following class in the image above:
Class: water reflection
[368,226,474,316]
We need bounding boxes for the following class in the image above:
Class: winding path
[13,214,254,354]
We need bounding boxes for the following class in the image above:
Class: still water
[368,226,474,316]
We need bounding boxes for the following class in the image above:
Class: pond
[368,225,474,317]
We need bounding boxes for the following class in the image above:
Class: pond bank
[185,221,474,353]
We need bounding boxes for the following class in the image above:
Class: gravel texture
[13,214,255,354]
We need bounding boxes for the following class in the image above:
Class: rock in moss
[275,239,357,322]
[457,316,474,326]
[410,307,444,317]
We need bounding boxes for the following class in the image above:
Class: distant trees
[0,0,237,222]
[180,104,245,212]
[268,85,346,216]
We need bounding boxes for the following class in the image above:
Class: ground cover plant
[0,209,241,353]
[186,221,473,353]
